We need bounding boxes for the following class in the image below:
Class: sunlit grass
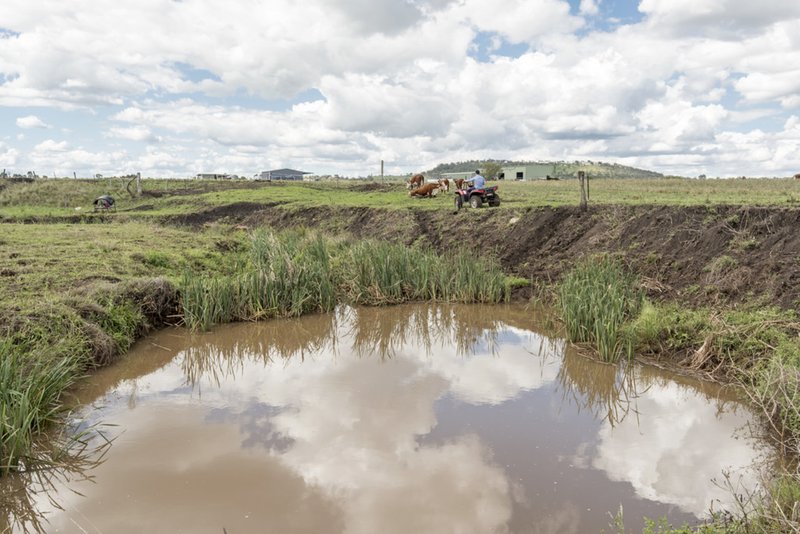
[0,335,88,475]
[4,177,800,220]
[558,255,643,362]
[0,222,246,306]
[180,229,509,330]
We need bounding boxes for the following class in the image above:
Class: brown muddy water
[2,304,769,534]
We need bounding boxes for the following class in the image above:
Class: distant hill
[427,159,664,179]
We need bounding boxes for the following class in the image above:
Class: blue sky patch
[0,27,20,38]
[469,31,529,62]
[173,62,222,83]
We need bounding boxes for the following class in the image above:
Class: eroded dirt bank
[168,203,800,310]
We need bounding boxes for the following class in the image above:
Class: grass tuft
[180,229,509,330]
[0,340,87,475]
[558,255,643,362]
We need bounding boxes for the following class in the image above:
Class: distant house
[196,173,229,180]
[255,168,312,181]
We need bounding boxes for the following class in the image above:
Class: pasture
[2,176,800,221]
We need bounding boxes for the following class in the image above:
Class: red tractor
[453,185,500,210]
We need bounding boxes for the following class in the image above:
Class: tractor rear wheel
[469,195,482,209]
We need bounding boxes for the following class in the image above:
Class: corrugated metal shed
[499,164,556,180]
[256,168,312,180]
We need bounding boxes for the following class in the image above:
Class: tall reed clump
[181,229,339,330]
[558,255,643,363]
[343,242,507,305]
[0,340,85,475]
[181,229,509,330]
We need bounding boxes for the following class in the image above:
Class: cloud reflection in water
[12,304,767,534]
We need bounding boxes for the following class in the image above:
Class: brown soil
[187,203,800,310]
[165,202,280,226]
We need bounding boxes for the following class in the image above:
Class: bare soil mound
[166,202,278,227]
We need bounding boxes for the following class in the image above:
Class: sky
[0,0,799,179]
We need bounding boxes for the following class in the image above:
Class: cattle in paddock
[453,178,465,190]
[795,173,800,180]
[407,173,425,189]
[409,182,441,197]
[438,178,450,192]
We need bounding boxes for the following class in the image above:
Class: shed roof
[263,168,312,177]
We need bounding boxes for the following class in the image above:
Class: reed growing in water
[181,229,508,330]
[182,229,339,330]
[558,255,643,363]
[0,341,86,474]
[344,240,506,305]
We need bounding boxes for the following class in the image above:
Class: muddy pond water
[3,304,769,533]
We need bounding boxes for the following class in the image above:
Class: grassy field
[0,222,244,306]
[3,176,800,220]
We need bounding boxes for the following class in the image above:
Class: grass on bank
[0,222,246,305]
[181,228,509,330]
[0,341,87,474]
[557,255,643,362]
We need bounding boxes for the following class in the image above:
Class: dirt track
[164,203,800,310]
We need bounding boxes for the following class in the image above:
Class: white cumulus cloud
[15,115,49,129]
[0,0,798,177]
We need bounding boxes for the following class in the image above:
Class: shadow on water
[181,310,338,388]
[557,344,746,429]
[557,348,641,428]
[179,304,550,387]
[178,303,701,431]
[1,427,112,534]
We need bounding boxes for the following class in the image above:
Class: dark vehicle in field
[454,185,500,210]
[93,195,116,212]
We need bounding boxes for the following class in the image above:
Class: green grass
[180,229,510,330]
[181,229,339,329]
[558,255,643,362]
[0,222,246,306]
[5,176,800,221]
[0,328,89,474]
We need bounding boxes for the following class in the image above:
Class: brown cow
[794,173,800,180]
[438,178,450,192]
[409,182,441,197]
[453,178,465,190]
[406,173,425,189]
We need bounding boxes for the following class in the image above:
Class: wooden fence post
[578,171,588,211]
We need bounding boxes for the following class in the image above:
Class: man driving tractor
[466,170,485,191]
[453,169,500,210]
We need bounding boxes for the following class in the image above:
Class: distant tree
[483,162,502,180]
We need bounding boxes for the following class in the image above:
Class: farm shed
[499,164,557,181]
[256,168,312,181]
